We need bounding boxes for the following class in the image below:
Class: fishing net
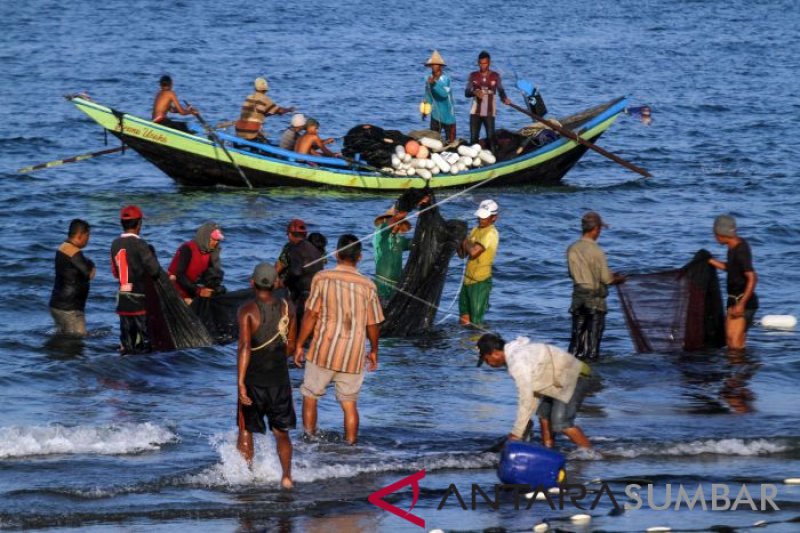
[381,190,468,337]
[616,249,725,353]
[145,271,215,352]
[342,124,411,168]
[191,288,253,344]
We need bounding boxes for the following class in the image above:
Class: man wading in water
[708,214,758,350]
[236,263,297,489]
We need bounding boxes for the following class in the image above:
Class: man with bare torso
[294,118,339,158]
[151,75,197,131]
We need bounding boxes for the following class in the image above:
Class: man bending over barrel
[477,334,594,449]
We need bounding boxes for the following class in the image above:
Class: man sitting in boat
[235,77,294,144]
[151,75,197,132]
[294,118,340,158]
[167,221,225,304]
[279,113,307,151]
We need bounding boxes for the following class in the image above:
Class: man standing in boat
[465,51,510,154]
[567,211,625,361]
[151,75,197,132]
[423,50,456,144]
[235,77,294,144]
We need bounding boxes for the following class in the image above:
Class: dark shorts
[536,374,593,432]
[237,383,296,434]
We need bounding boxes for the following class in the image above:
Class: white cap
[475,199,499,219]
[291,113,306,128]
[254,77,269,91]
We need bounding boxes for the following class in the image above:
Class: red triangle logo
[367,469,426,528]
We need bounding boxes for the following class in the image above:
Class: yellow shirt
[464,224,499,285]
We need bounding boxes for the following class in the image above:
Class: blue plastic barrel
[497,442,566,489]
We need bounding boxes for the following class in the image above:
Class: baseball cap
[287,219,307,234]
[210,228,225,241]
[291,113,306,128]
[713,214,737,237]
[581,211,608,232]
[120,205,144,220]
[475,199,499,219]
[252,262,278,289]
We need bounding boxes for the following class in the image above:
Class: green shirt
[373,223,412,302]
[567,236,613,312]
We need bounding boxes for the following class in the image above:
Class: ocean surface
[1,0,799,531]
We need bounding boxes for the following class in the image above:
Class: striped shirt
[306,264,384,374]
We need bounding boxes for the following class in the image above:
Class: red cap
[287,219,307,234]
[120,205,144,220]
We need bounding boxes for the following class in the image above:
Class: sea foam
[0,422,178,458]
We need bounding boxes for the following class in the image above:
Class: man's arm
[709,258,727,270]
[366,323,379,371]
[169,92,195,116]
[285,300,297,356]
[497,73,510,105]
[313,136,340,158]
[237,305,255,406]
[465,73,476,98]
[511,381,539,439]
[293,308,318,367]
[463,240,486,260]
[173,245,199,297]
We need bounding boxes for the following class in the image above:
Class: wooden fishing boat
[68,95,629,190]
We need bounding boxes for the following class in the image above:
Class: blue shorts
[536,374,592,432]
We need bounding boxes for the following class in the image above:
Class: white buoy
[429,529,445,533]
[430,153,449,173]
[450,166,459,175]
[533,523,549,533]
[417,145,430,159]
[457,145,471,157]
[456,162,468,172]
[783,478,800,484]
[402,153,412,164]
[753,520,767,527]
[470,143,482,154]
[394,169,407,176]
[414,158,427,169]
[646,528,671,532]
[431,165,440,175]
[420,137,444,152]
[478,150,496,165]
[444,152,460,165]
[459,156,473,167]
[570,514,591,524]
[391,155,402,169]
[472,157,483,167]
[406,167,416,176]
[394,145,406,157]
[417,168,432,180]
[761,315,797,330]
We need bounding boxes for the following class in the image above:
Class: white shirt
[504,337,584,437]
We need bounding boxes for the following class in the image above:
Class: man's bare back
[151,77,195,122]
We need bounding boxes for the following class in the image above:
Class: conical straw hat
[425,50,446,66]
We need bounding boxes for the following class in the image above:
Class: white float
[391,155,402,169]
[420,137,444,152]
[402,153,412,164]
[394,145,406,157]
[417,145,430,159]
[533,523,549,533]
[570,514,591,524]
[761,315,797,329]
[784,478,800,484]
[417,168,432,180]
[478,150,496,165]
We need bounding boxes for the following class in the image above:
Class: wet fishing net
[616,249,725,353]
[191,288,253,344]
[342,124,411,168]
[381,190,468,337]
[145,271,215,352]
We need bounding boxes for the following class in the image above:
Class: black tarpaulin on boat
[381,190,467,337]
[616,249,725,353]
[343,124,411,168]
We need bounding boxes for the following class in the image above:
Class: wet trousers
[119,314,151,355]
[569,308,606,361]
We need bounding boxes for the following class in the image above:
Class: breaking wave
[0,422,179,458]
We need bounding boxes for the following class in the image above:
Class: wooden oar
[18,146,125,173]
[507,99,652,178]
[184,101,253,189]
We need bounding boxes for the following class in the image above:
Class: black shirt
[110,234,161,314]
[245,298,290,387]
[49,242,94,311]
[727,238,758,309]
[278,240,323,301]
